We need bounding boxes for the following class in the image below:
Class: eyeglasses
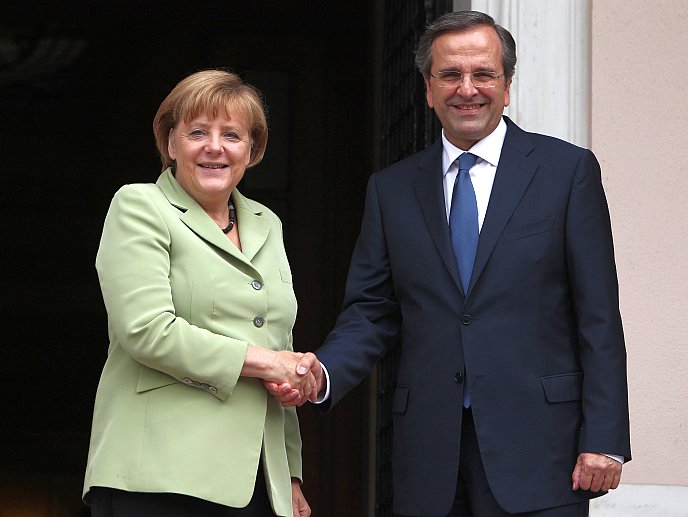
[430,70,504,89]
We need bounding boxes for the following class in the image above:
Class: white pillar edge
[466,0,591,148]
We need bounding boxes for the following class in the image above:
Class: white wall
[591,0,688,488]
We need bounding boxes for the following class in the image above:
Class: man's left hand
[571,452,622,492]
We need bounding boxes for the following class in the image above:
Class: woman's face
[168,111,252,205]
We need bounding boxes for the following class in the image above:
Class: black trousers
[89,466,278,517]
[396,408,589,517]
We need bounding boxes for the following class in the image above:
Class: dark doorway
[2,1,377,515]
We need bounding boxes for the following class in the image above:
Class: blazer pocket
[279,268,293,284]
[540,372,583,403]
[503,217,555,243]
[136,365,178,393]
[393,386,409,414]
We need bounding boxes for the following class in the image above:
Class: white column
[467,0,591,147]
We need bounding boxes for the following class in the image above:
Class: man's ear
[424,76,434,109]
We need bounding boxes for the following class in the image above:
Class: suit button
[253,316,265,328]
[208,386,218,395]
[250,280,263,290]
[454,372,463,384]
[461,314,472,325]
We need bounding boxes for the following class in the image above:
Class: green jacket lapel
[231,189,271,263]
[155,169,270,266]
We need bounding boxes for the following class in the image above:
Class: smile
[457,104,481,110]
[199,164,227,169]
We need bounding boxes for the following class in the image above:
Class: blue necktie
[450,152,479,292]
[450,152,478,409]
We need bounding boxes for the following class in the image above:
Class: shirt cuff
[312,363,331,404]
[603,453,625,464]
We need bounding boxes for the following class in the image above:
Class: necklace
[221,202,236,234]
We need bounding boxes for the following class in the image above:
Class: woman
[83,70,316,517]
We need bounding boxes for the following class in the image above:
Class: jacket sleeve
[96,185,248,400]
[317,174,402,408]
[566,150,631,461]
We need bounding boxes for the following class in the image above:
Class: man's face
[424,26,511,150]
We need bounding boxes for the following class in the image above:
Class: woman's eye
[188,129,206,139]
[224,132,241,142]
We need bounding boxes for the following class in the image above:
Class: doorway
[1,1,376,515]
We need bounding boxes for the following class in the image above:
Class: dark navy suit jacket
[317,117,631,516]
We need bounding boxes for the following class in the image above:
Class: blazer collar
[156,168,271,264]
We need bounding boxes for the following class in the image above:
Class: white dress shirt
[441,118,506,228]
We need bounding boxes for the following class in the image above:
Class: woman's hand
[274,351,318,397]
[264,353,324,407]
[291,479,311,517]
[242,346,319,402]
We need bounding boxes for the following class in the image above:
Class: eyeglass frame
[429,70,505,89]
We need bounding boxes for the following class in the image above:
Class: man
[274,10,631,517]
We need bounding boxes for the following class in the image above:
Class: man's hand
[291,479,311,517]
[571,452,622,492]
[243,346,319,403]
[270,351,318,403]
[264,352,324,407]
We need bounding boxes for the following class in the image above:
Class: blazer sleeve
[96,185,248,401]
[317,174,402,408]
[566,150,631,461]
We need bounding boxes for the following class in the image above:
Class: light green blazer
[83,169,301,516]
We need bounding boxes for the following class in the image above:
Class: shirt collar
[441,117,508,176]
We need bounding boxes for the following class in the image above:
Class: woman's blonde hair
[153,69,268,170]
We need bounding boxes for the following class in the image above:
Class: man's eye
[442,72,462,79]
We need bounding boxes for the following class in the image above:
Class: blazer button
[253,316,265,328]
[251,280,263,290]
[454,372,463,384]
[461,314,472,325]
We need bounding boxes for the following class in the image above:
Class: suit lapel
[156,169,269,266]
[413,140,464,294]
[469,119,537,292]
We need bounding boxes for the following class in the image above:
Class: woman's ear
[167,128,176,160]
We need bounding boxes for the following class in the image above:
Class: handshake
[262,351,325,407]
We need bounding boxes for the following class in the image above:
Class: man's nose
[455,75,479,96]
